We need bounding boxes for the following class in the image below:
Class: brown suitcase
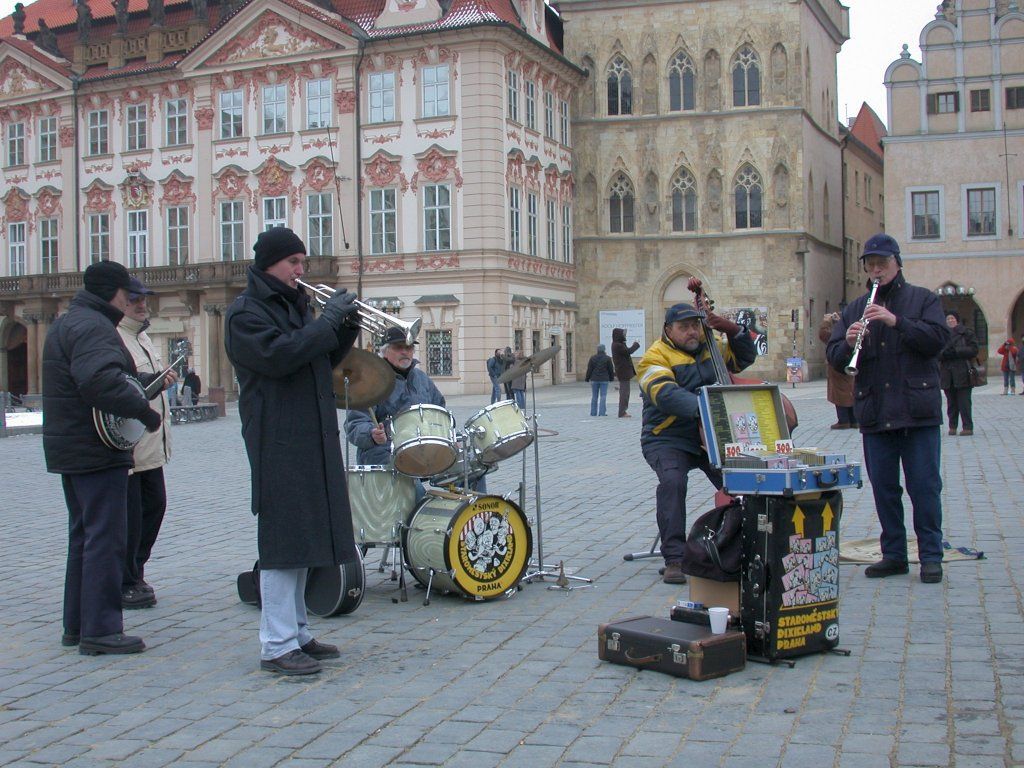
[597,615,746,681]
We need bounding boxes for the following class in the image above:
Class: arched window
[671,167,697,232]
[609,173,635,233]
[732,45,761,107]
[668,52,696,111]
[734,164,762,229]
[607,55,633,115]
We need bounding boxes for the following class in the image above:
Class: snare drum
[428,444,494,488]
[347,465,416,546]
[389,404,457,477]
[465,400,534,464]
[403,492,532,600]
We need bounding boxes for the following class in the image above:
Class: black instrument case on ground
[598,616,746,681]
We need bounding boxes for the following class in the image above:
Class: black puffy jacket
[42,290,154,474]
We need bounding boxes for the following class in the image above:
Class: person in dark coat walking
[611,328,640,417]
[486,348,504,403]
[827,233,950,584]
[225,227,361,676]
[939,311,979,436]
[584,344,615,416]
[501,346,515,399]
[42,260,166,656]
[182,368,201,405]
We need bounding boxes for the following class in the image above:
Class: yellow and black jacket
[636,332,756,454]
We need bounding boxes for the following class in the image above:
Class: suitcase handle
[812,469,840,488]
[625,648,662,664]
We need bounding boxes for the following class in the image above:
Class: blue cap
[861,233,902,266]
[664,302,702,325]
[128,276,155,298]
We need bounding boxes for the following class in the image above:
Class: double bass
[688,277,798,433]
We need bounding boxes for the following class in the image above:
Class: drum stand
[519,365,592,590]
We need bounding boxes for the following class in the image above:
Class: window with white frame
[88,110,109,155]
[425,329,453,376]
[421,65,450,118]
[38,116,57,162]
[423,184,451,251]
[262,84,288,134]
[507,69,520,122]
[306,78,331,129]
[559,99,569,145]
[911,190,941,239]
[733,164,763,229]
[609,173,635,233]
[561,204,572,262]
[166,205,189,265]
[263,197,287,230]
[219,90,243,139]
[368,72,396,123]
[127,210,148,268]
[6,122,25,166]
[370,188,397,254]
[525,80,536,129]
[527,192,538,256]
[126,104,147,151]
[509,187,521,251]
[668,51,696,111]
[40,217,58,273]
[165,98,188,146]
[544,91,555,138]
[307,193,333,256]
[8,222,25,276]
[966,186,997,237]
[546,199,556,259]
[220,201,244,261]
[88,213,109,262]
[732,46,761,107]
[607,56,633,115]
[671,167,698,232]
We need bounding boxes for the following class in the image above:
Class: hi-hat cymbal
[498,344,562,385]
[333,348,395,409]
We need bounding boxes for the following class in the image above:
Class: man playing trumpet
[826,234,950,584]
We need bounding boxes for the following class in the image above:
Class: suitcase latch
[670,643,687,665]
[754,620,771,639]
[606,632,620,652]
[757,514,772,533]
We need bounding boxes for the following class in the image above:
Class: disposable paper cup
[708,606,730,634]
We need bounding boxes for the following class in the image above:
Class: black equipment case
[598,616,746,681]
[741,493,844,663]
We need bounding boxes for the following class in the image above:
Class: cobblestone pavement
[1,380,1022,768]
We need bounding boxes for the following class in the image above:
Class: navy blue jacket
[826,273,949,433]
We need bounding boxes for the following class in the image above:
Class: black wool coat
[225,267,359,569]
[939,325,979,390]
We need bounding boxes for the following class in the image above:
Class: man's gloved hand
[706,312,742,337]
[320,289,359,330]
[140,408,162,433]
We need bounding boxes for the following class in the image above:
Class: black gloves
[320,289,359,331]
[140,408,162,433]
[706,312,742,337]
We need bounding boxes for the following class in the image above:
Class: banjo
[93,344,188,451]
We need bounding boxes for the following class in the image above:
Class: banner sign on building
[598,310,646,357]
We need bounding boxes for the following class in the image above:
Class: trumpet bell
[295,279,420,345]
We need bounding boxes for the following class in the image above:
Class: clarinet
[845,279,881,376]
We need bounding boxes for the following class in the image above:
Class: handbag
[680,500,744,582]
[969,358,986,388]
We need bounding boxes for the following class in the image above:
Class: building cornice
[883,127,1024,145]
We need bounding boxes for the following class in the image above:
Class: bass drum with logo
[304,547,366,618]
[403,491,532,600]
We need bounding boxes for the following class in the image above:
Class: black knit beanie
[253,227,306,271]
[83,260,132,301]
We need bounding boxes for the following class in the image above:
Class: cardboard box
[688,576,740,614]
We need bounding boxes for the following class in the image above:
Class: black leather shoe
[79,633,145,655]
[61,633,80,647]
[663,562,687,584]
[136,581,155,595]
[920,562,943,583]
[864,559,909,578]
[300,639,340,660]
[122,586,157,609]
[261,649,321,676]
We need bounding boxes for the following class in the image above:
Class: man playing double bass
[636,302,756,585]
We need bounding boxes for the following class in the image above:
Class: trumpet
[845,279,881,375]
[296,280,422,345]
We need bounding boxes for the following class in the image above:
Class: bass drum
[403,492,532,600]
[304,547,366,618]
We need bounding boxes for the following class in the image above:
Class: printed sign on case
[598,310,646,357]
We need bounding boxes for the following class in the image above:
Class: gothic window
[732,46,761,107]
[608,172,635,233]
[668,52,696,111]
[671,167,698,232]
[734,164,763,229]
[607,55,633,116]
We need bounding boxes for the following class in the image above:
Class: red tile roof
[849,102,887,155]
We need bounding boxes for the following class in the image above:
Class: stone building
[555,0,849,379]
[839,102,886,303]
[884,0,1024,361]
[0,0,583,397]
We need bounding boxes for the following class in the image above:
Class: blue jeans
[1003,370,1016,389]
[259,568,313,660]
[862,427,943,563]
[590,381,609,416]
[513,389,526,409]
[489,378,501,404]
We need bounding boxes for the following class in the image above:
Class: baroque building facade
[0,0,583,397]
[884,0,1024,362]
[556,0,849,379]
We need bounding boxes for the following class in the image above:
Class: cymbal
[498,344,562,385]
[333,348,395,409]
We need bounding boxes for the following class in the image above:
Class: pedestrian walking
[939,310,979,436]
[997,338,1018,394]
[584,344,615,416]
[611,328,640,417]
[818,313,857,429]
